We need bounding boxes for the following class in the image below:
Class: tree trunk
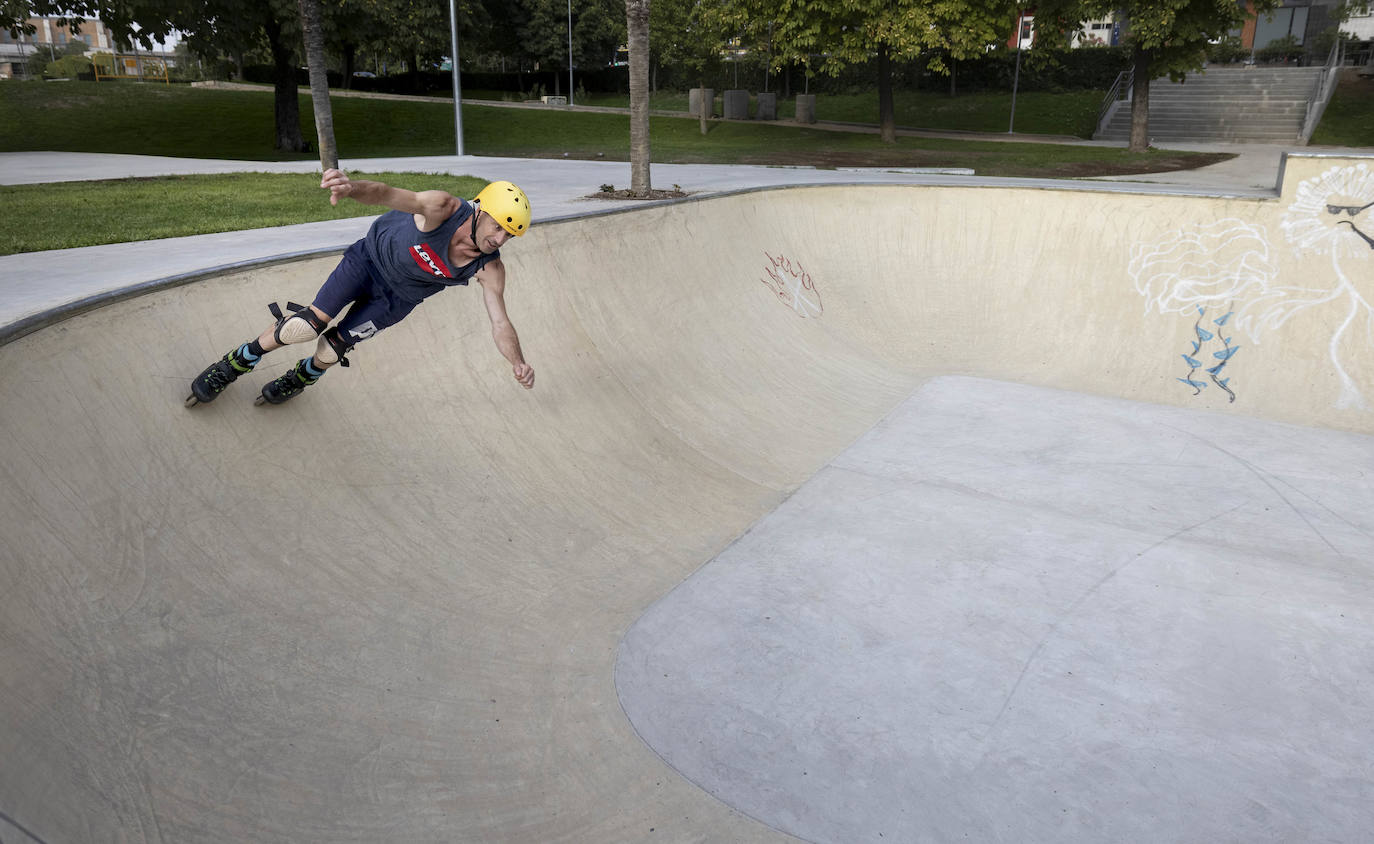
[877,43,896,144]
[699,77,708,135]
[299,0,338,169]
[265,14,307,153]
[625,0,651,196]
[342,43,356,90]
[1128,45,1152,153]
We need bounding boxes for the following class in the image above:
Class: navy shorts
[312,241,420,346]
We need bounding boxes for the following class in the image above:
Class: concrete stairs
[1095,66,1324,143]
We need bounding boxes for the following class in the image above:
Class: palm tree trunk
[299,0,338,169]
[626,0,651,195]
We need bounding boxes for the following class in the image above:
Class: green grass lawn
[0,79,1242,255]
[0,172,486,255]
[1309,71,1374,147]
[576,89,1104,137]
[0,79,1144,164]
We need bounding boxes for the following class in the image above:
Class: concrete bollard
[689,87,715,119]
[755,92,777,120]
[795,94,817,124]
[723,89,749,120]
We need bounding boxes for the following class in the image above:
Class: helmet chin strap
[470,202,481,246]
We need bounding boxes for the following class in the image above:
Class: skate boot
[186,347,256,406]
[256,357,324,405]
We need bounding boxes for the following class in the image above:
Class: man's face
[476,211,514,253]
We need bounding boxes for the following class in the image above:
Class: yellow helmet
[474,181,531,236]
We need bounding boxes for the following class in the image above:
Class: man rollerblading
[185,171,536,407]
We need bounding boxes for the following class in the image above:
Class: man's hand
[321,168,353,206]
[513,363,535,390]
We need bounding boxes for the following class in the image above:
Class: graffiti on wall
[1129,164,1374,409]
[760,252,823,318]
[1180,305,1239,401]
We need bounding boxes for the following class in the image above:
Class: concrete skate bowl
[3,156,1374,843]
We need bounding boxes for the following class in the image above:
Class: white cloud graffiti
[1129,164,1374,410]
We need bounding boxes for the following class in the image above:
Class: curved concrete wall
[1,155,1371,842]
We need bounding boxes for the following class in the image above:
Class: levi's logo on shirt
[408,244,453,278]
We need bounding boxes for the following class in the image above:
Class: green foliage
[44,53,91,78]
[513,0,623,72]
[734,0,1020,78]
[1035,0,1277,82]
[169,41,214,81]
[1205,36,1248,64]
[1254,34,1302,64]
[24,49,49,77]
[651,0,741,84]
[1305,26,1359,61]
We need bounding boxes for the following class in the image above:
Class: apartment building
[0,16,118,79]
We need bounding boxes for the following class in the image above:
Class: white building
[1347,2,1374,41]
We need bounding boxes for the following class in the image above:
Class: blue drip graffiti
[1179,306,1239,402]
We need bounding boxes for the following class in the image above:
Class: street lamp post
[448,0,464,155]
[567,0,574,105]
[1009,9,1024,134]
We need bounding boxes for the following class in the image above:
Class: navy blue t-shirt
[362,199,499,304]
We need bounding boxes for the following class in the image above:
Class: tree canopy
[724,0,1019,141]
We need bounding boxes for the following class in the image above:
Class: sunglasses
[1325,200,1374,217]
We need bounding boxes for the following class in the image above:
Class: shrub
[1206,36,1249,64]
[44,54,92,79]
[1255,35,1303,64]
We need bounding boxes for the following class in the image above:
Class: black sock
[231,338,267,369]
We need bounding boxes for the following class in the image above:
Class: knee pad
[269,301,328,345]
[314,326,353,367]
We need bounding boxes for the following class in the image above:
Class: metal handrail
[1302,38,1345,142]
[1095,68,1133,136]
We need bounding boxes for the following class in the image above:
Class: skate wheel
[184,394,200,408]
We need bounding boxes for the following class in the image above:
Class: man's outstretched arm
[320,168,459,232]
[476,261,534,390]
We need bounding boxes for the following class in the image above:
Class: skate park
[2,149,1374,842]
